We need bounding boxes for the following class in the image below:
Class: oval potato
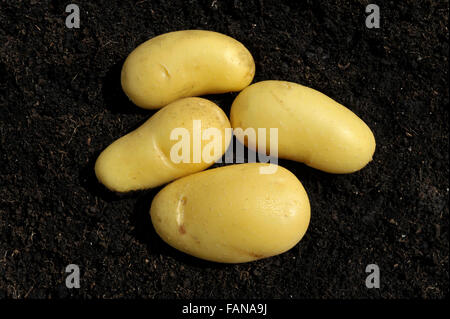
[95,97,231,192]
[230,81,376,173]
[150,163,310,263]
[121,30,255,109]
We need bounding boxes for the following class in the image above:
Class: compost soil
[0,0,448,299]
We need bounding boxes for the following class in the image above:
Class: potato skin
[121,30,255,109]
[230,81,376,174]
[150,163,310,263]
[95,97,231,193]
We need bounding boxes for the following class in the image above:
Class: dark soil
[0,0,448,299]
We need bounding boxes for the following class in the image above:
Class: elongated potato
[95,97,231,192]
[150,163,310,263]
[230,81,376,173]
[121,30,255,109]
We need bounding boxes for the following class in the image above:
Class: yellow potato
[121,30,255,109]
[95,97,231,192]
[150,163,310,263]
[230,81,376,173]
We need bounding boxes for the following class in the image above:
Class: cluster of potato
[95,30,375,263]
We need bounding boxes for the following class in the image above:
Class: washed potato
[230,81,376,173]
[150,163,310,263]
[95,97,231,192]
[121,30,255,109]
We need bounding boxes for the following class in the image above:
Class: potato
[230,81,376,173]
[95,97,231,192]
[121,30,255,109]
[150,163,310,263]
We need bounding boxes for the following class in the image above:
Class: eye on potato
[230,80,376,174]
[95,97,231,193]
[121,30,255,109]
[150,163,310,263]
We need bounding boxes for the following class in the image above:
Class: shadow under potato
[78,151,154,202]
[78,151,225,267]
[101,59,153,116]
[130,188,230,269]
[102,58,241,117]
